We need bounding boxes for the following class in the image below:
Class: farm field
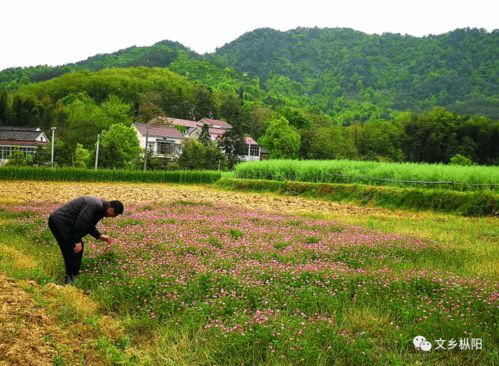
[0,181,497,365]
[235,160,499,191]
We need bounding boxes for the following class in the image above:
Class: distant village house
[133,117,263,161]
[0,126,49,165]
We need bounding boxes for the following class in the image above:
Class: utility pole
[94,133,100,170]
[143,125,149,172]
[50,127,56,167]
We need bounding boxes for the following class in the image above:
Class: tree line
[0,67,497,168]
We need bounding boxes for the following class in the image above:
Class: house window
[147,142,155,153]
[158,141,175,155]
[20,146,36,157]
[0,146,36,159]
[238,144,249,155]
[249,145,260,156]
[1,146,10,159]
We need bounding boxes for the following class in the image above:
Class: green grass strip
[0,167,221,184]
[216,178,499,216]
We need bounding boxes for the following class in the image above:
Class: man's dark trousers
[48,216,84,282]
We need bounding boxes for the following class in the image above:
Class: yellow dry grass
[0,180,418,217]
[0,245,38,270]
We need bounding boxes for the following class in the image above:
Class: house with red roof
[133,116,263,163]
[0,126,49,165]
[133,122,183,160]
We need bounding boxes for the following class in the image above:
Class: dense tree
[178,139,227,170]
[191,86,216,121]
[216,27,499,119]
[198,123,212,146]
[74,143,91,168]
[98,124,141,169]
[0,89,7,123]
[306,125,357,160]
[355,120,405,161]
[259,117,301,159]
[218,126,246,169]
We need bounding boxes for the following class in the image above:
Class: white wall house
[240,137,261,161]
[0,126,49,165]
[133,116,263,161]
[133,123,183,161]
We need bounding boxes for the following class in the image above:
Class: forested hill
[212,27,499,119]
[1,27,498,120]
[0,40,260,96]
[0,40,190,85]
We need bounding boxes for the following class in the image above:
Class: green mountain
[0,27,498,121]
[0,40,261,97]
[0,30,497,165]
[0,40,189,86]
[213,27,499,119]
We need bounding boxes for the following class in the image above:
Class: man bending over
[48,196,123,284]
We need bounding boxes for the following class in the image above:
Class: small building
[133,116,263,162]
[240,137,261,161]
[0,126,49,165]
[133,122,183,160]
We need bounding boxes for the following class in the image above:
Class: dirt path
[0,272,58,366]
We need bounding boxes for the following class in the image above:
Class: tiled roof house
[0,126,49,165]
[133,116,262,162]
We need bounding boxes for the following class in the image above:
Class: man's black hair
[109,200,124,215]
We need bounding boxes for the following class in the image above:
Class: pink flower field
[3,200,498,365]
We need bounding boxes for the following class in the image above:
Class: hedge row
[216,178,499,216]
[0,167,221,184]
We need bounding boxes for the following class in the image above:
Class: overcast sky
[1,0,497,71]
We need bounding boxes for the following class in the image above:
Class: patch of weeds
[305,236,321,244]
[0,209,38,220]
[94,337,129,365]
[285,220,304,227]
[117,219,144,228]
[173,201,213,207]
[274,241,291,250]
[229,228,243,240]
[327,225,344,233]
[116,335,129,351]
[53,353,65,366]
[155,218,176,224]
[174,245,200,256]
[208,236,223,249]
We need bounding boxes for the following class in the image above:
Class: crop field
[0,181,497,365]
[235,160,499,191]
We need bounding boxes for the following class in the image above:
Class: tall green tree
[74,143,91,168]
[178,139,227,170]
[98,95,133,127]
[0,89,8,123]
[98,124,141,169]
[198,123,212,146]
[259,117,301,159]
[307,125,357,160]
[219,126,247,169]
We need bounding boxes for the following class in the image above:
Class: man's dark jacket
[50,196,108,243]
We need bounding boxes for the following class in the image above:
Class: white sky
[1,0,497,71]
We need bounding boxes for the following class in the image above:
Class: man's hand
[99,235,113,244]
[74,242,83,253]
